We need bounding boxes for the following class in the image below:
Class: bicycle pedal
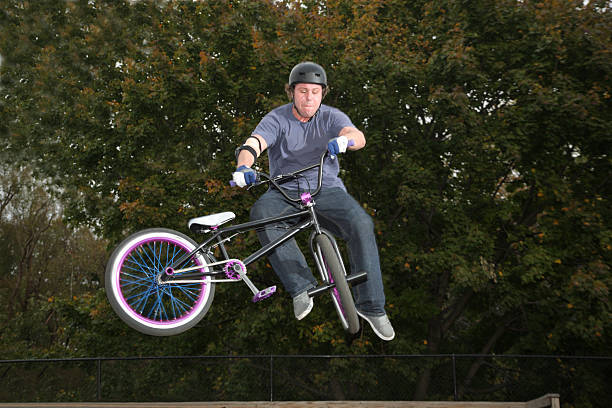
[252,286,277,302]
[346,271,368,285]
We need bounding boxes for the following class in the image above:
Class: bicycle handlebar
[230,141,355,203]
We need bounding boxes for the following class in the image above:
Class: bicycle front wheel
[105,228,215,336]
[315,234,360,334]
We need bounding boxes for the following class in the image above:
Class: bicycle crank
[225,260,277,303]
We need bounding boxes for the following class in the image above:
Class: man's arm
[236,134,268,167]
[339,126,366,150]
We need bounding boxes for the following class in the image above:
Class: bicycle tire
[105,228,215,336]
[315,234,360,334]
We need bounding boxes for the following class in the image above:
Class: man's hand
[328,136,349,156]
[232,165,256,188]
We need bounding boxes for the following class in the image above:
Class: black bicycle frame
[166,151,329,276]
[166,208,316,277]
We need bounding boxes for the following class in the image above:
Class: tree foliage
[1,0,610,402]
[0,162,106,357]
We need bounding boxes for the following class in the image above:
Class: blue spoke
[116,236,207,323]
[171,283,202,303]
[165,286,194,316]
[132,284,155,315]
[142,242,162,274]
[161,286,182,318]
[150,286,169,320]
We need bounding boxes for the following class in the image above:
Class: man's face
[292,83,323,119]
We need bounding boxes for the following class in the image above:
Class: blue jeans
[250,187,386,316]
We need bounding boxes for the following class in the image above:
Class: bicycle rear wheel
[315,234,359,334]
[105,228,215,336]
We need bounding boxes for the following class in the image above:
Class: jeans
[250,187,386,316]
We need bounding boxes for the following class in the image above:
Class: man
[232,62,395,341]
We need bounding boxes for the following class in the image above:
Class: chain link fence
[1,354,610,406]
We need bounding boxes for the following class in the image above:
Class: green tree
[1,0,610,402]
[0,163,107,357]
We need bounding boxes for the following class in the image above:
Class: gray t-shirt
[253,103,354,191]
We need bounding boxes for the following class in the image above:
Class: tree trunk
[457,316,514,399]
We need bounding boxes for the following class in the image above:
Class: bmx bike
[105,150,367,336]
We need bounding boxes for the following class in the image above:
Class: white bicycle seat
[188,212,236,233]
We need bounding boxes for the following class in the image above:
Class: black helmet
[289,62,327,88]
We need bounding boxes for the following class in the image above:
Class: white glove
[232,166,256,188]
[328,136,349,156]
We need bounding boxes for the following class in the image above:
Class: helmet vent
[289,62,327,86]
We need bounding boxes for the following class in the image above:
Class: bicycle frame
[160,151,366,300]
[168,207,313,276]
[159,152,315,287]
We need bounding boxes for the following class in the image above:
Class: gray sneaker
[293,291,313,320]
[357,311,395,341]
